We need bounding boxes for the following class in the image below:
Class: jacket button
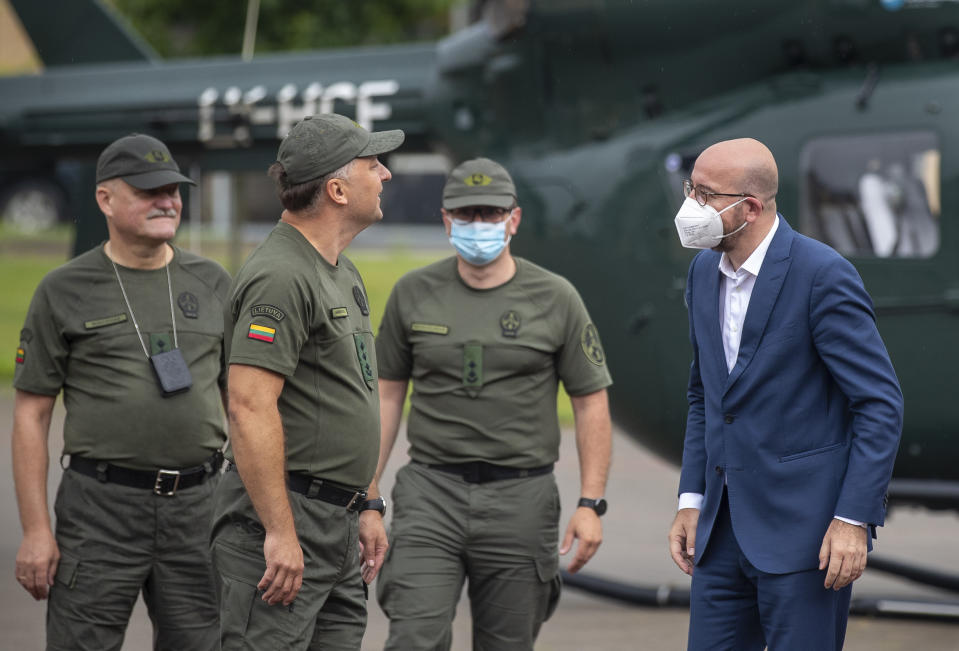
[715,465,723,475]
[724,414,735,424]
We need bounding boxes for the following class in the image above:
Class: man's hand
[259,529,304,606]
[359,510,389,584]
[668,508,699,576]
[819,518,867,590]
[559,507,603,573]
[15,529,60,600]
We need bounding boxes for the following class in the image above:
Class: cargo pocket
[54,552,79,589]
[534,552,562,622]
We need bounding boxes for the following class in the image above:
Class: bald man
[667,139,902,650]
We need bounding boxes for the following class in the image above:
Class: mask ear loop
[715,197,751,240]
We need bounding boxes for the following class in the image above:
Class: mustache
[147,209,178,219]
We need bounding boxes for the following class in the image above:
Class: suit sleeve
[678,256,707,496]
[809,256,903,526]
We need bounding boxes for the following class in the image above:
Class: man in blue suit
[667,138,903,650]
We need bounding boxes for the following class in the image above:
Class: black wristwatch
[578,497,608,516]
[359,497,387,517]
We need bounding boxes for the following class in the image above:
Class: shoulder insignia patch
[353,286,370,316]
[84,314,128,329]
[177,292,199,318]
[19,328,33,344]
[500,310,521,338]
[581,323,606,366]
[331,307,349,319]
[411,323,449,335]
[251,304,286,322]
[248,323,276,343]
[16,347,25,364]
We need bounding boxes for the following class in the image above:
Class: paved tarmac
[1,386,957,650]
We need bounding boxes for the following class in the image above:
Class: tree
[105,0,460,58]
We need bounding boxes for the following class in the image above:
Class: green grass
[0,242,574,424]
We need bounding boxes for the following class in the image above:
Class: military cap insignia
[581,323,606,366]
[177,292,199,319]
[353,286,370,316]
[500,310,521,338]
[465,173,493,187]
[144,150,171,164]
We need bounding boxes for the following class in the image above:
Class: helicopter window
[799,132,940,259]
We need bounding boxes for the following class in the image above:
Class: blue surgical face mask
[449,215,512,266]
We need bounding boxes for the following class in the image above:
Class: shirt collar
[718,214,780,279]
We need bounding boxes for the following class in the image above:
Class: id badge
[150,348,193,396]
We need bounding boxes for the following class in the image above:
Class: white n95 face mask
[673,196,748,249]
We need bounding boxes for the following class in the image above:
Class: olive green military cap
[96,133,195,189]
[443,158,516,210]
[277,113,405,185]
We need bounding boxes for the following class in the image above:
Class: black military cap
[96,133,195,189]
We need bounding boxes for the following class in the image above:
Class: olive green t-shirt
[14,244,230,469]
[225,221,379,489]
[376,256,612,468]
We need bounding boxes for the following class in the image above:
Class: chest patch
[84,313,128,329]
[500,310,521,338]
[331,307,349,319]
[353,333,375,389]
[353,286,370,316]
[411,323,449,335]
[463,342,483,397]
[177,292,199,318]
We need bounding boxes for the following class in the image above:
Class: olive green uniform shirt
[14,244,230,469]
[225,221,379,488]
[376,256,612,468]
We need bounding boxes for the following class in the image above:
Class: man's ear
[508,207,522,235]
[95,184,113,217]
[326,177,349,206]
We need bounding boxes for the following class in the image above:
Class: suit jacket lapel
[724,218,794,395]
[700,254,728,377]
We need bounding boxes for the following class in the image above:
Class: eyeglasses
[682,179,753,207]
[448,206,513,225]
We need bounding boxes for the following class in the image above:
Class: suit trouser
[688,490,852,651]
[210,469,366,651]
[377,462,562,651]
[47,469,220,651]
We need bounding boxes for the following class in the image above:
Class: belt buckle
[345,491,366,512]
[155,469,181,496]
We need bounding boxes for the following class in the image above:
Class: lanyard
[110,256,178,359]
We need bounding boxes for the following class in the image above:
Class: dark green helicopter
[2,0,957,514]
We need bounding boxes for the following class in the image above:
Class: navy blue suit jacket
[678,217,904,574]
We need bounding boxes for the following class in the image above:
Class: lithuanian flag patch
[16,347,25,364]
[248,324,276,343]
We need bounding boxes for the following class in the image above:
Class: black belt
[226,463,367,511]
[68,451,223,496]
[286,471,367,511]
[426,460,554,484]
